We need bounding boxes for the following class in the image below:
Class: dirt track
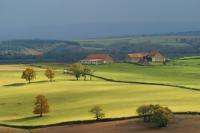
[31,116,200,133]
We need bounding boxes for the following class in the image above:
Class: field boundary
[1,112,200,129]
[91,75,200,91]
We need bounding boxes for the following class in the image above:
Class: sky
[0,0,200,40]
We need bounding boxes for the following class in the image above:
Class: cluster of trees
[137,104,173,128]
[69,63,94,80]
[21,68,55,83]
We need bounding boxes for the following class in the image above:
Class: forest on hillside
[1,35,200,63]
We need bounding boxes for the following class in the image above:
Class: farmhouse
[149,50,166,62]
[127,50,166,64]
[126,53,149,63]
[80,54,114,65]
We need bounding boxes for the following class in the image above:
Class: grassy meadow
[91,60,200,88]
[0,59,200,126]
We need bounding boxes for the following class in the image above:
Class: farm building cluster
[80,50,166,65]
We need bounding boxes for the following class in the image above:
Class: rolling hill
[1,33,200,63]
[0,40,90,63]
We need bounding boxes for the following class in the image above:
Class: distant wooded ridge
[1,31,200,63]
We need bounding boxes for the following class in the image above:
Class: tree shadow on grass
[4,116,48,123]
[4,80,49,87]
[4,83,27,87]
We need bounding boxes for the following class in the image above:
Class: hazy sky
[0,0,200,40]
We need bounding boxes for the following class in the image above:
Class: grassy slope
[0,62,200,126]
[91,60,200,88]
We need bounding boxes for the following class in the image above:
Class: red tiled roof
[86,54,112,60]
[128,53,148,59]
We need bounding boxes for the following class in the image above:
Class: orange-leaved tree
[33,95,50,117]
[45,68,55,82]
[21,68,36,83]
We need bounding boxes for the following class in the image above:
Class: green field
[91,60,200,88]
[0,59,200,126]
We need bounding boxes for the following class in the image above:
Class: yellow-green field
[0,61,200,126]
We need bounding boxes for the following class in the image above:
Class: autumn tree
[33,95,50,117]
[21,68,36,83]
[89,106,105,120]
[45,68,55,82]
[69,63,84,80]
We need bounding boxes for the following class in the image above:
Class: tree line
[21,63,94,83]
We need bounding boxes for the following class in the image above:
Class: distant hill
[79,34,200,59]
[1,32,200,63]
[163,31,200,36]
[0,40,91,63]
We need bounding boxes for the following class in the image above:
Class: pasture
[0,61,200,126]
[91,60,200,88]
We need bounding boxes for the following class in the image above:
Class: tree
[82,66,93,80]
[69,63,84,80]
[89,106,105,120]
[21,68,36,83]
[137,105,152,122]
[45,68,55,82]
[137,104,173,128]
[151,107,173,127]
[33,95,50,117]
